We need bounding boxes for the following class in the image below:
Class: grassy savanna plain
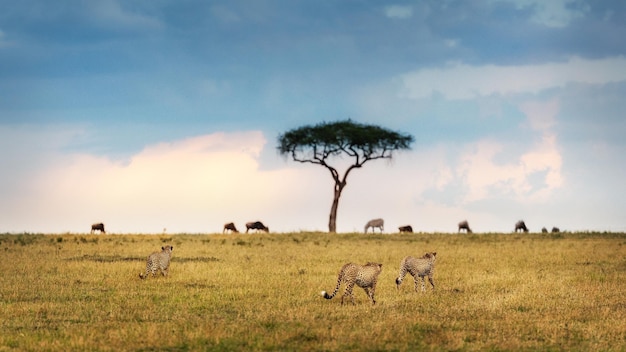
[1,232,625,351]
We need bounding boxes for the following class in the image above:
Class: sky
[1,0,625,233]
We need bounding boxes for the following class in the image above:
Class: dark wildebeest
[541,227,548,233]
[551,227,560,233]
[91,223,105,234]
[458,220,472,233]
[515,220,529,233]
[246,221,269,233]
[364,218,384,233]
[223,222,239,233]
[398,225,413,233]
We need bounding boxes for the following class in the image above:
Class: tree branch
[276,119,414,233]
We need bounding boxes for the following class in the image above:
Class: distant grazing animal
[396,252,437,292]
[139,245,174,279]
[321,262,383,305]
[364,218,384,233]
[552,227,560,233]
[515,220,529,233]
[458,220,472,233]
[246,221,269,233]
[91,223,105,234]
[223,222,239,233]
[398,225,413,233]
[541,227,548,233]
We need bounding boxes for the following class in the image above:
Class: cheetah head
[422,252,436,260]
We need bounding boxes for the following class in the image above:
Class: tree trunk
[328,181,345,233]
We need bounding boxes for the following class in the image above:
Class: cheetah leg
[420,276,426,292]
[367,286,377,304]
[363,287,372,304]
[413,275,420,293]
[143,266,155,279]
[342,283,355,305]
[428,275,435,291]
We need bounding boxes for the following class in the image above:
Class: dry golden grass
[1,232,625,351]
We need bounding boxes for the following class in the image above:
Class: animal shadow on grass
[65,255,220,263]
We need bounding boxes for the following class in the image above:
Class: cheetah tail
[321,290,336,299]
[395,258,409,289]
[139,272,146,279]
[321,274,342,300]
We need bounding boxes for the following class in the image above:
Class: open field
[1,231,625,351]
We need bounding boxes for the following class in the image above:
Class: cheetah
[139,245,174,279]
[395,252,436,292]
[321,262,383,305]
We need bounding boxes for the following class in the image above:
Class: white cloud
[385,5,413,19]
[519,99,559,131]
[0,125,512,233]
[210,5,242,24]
[0,29,9,48]
[0,129,334,233]
[0,116,618,233]
[457,141,519,202]
[457,134,562,203]
[89,0,163,31]
[521,133,563,190]
[456,99,563,203]
[444,38,459,48]
[499,0,590,28]
[400,56,626,100]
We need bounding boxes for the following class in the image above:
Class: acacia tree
[277,120,414,233]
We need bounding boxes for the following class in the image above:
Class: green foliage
[277,119,414,161]
[1,232,625,351]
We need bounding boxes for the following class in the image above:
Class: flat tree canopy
[277,119,414,232]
